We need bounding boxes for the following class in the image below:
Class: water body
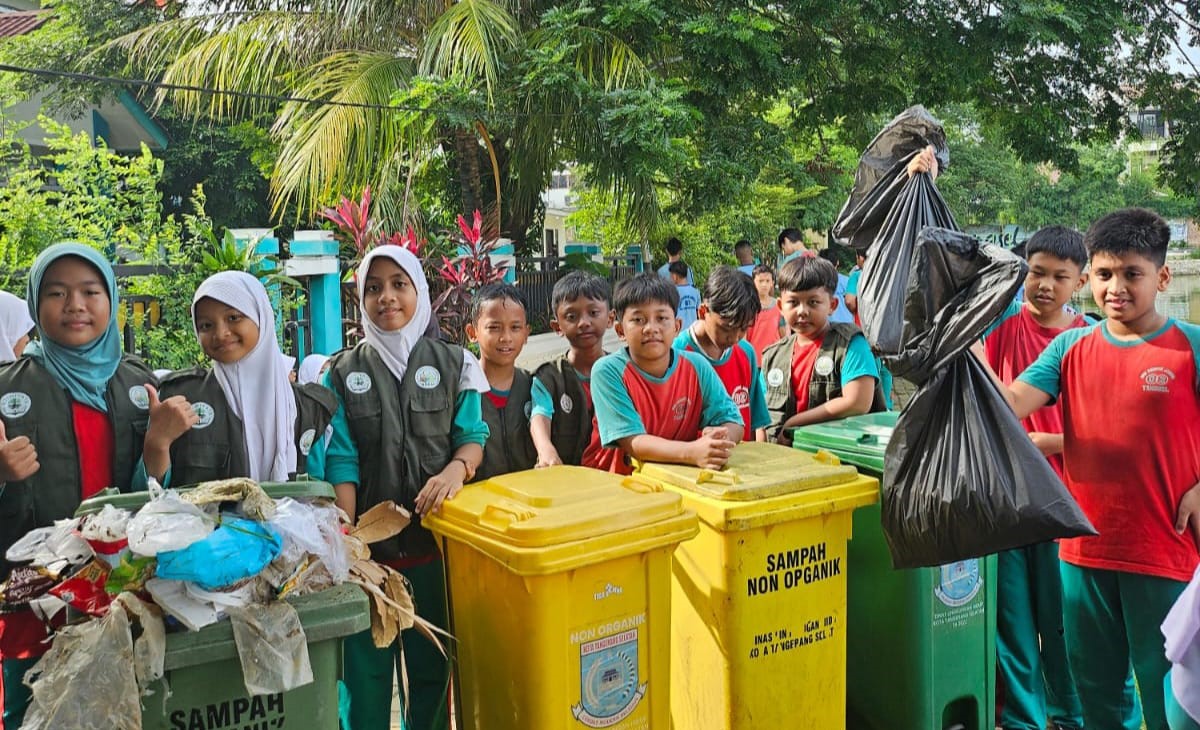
[1070,274,1200,324]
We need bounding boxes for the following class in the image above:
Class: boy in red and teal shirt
[981,226,1089,730]
[994,208,1200,730]
[673,265,770,442]
[591,273,744,475]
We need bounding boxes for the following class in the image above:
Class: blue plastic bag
[156,517,283,590]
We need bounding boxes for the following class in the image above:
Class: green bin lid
[75,479,336,516]
[791,412,897,474]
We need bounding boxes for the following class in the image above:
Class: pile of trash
[0,478,440,729]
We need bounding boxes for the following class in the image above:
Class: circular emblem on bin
[128,385,150,410]
[414,366,441,390]
[815,355,835,377]
[191,402,215,429]
[0,392,31,418]
[346,371,372,394]
[767,368,785,388]
[934,559,981,607]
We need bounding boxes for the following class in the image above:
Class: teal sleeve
[846,270,861,296]
[1174,320,1200,392]
[741,341,772,430]
[130,459,171,492]
[451,391,490,448]
[320,371,360,487]
[982,299,1023,340]
[304,427,327,478]
[531,377,555,419]
[686,352,744,428]
[1017,330,1072,402]
[592,354,647,446]
[840,334,880,383]
[671,330,692,351]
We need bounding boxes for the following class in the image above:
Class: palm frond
[420,0,520,104]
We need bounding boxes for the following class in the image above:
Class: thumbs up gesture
[144,384,200,451]
[0,419,40,482]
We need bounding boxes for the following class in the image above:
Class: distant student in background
[746,264,786,359]
[777,227,812,267]
[297,353,331,385]
[657,236,694,286]
[670,261,701,330]
[467,283,537,480]
[734,239,757,276]
[674,266,771,442]
[0,292,34,363]
[818,248,855,325]
[532,272,613,468]
[844,250,867,326]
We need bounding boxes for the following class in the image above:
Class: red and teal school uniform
[589,348,743,475]
[746,306,784,360]
[984,300,1086,730]
[1019,318,1200,730]
[672,329,770,441]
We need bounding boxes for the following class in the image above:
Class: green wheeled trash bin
[75,481,371,730]
[793,413,997,730]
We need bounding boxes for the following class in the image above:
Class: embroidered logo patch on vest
[299,428,317,456]
[0,392,31,419]
[414,366,441,389]
[524,401,533,421]
[766,368,785,388]
[815,355,835,377]
[560,394,574,414]
[192,402,215,429]
[346,371,372,394]
[128,385,150,410]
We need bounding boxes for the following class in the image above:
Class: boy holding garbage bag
[0,243,196,726]
[987,208,1200,730]
[980,226,1089,730]
[317,246,489,730]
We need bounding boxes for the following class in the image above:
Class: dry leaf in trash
[350,501,410,544]
[181,478,277,521]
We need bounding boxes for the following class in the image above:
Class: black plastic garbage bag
[833,105,951,254]
[880,229,1096,568]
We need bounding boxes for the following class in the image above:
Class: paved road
[515,328,622,371]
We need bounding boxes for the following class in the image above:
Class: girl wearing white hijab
[0,291,34,362]
[144,271,338,486]
[317,245,488,730]
[297,353,330,384]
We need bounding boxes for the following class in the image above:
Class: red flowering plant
[431,210,511,342]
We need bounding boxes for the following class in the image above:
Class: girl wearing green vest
[319,246,489,730]
[0,242,196,727]
[143,271,337,486]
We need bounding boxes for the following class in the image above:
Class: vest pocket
[409,393,451,437]
[174,442,233,486]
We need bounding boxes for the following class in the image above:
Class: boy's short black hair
[817,247,843,272]
[613,273,679,317]
[551,270,611,313]
[777,227,803,251]
[778,256,838,296]
[702,266,760,330]
[1085,207,1171,268]
[470,282,528,322]
[734,239,752,253]
[668,261,689,279]
[752,264,775,279]
[1025,225,1087,269]
[665,237,684,256]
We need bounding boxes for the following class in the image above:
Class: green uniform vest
[532,356,594,466]
[762,323,887,439]
[329,338,462,561]
[477,368,537,481]
[0,355,154,575]
[158,368,338,487]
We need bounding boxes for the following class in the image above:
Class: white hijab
[0,291,34,362]
[192,271,298,482]
[297,354,329,384]
[357,247,489,392]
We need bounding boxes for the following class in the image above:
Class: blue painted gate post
[289,231,344,356]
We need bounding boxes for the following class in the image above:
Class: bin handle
[697,469,740,486]
[480,502,535,528]
[620,474,664,494]
[813,449,842,466]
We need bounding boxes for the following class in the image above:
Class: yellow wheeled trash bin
[636,441,879,730]
[424,465,699,730]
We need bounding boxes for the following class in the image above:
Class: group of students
[0,196,1198,730]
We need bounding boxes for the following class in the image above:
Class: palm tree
[116,0,659,247]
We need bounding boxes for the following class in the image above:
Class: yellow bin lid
[635,442,879,530]
[423,466,699,576]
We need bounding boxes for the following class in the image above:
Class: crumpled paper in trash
[228,602,313,695]
[181,477,277,522]
[22,593,165,730]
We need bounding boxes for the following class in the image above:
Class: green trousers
[996,543,1083,729]
[344,559,450,730]
[1061,563,1188,730]
[3,656,38,729]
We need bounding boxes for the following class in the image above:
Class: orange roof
[0,10,48,39]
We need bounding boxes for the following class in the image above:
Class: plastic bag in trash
[22,593,164,730]
[228,602,313,695]
[77,505,131,567]
[6,519,93,571]
[269,498,351,583]
[879,229,1095,568]
[145,578,219,631]
[127,480,213,557]
[833,105,951,254]
[155,517,282,590]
